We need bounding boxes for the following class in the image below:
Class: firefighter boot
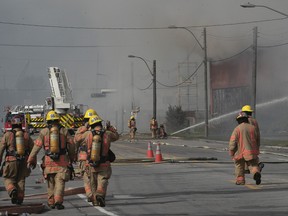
[235,181,245,185]
[96,195,106,207]
[16,199,23,205]
[253,172,261,185]
[10,189,18,204]
[55,202,65,210]
[48,203,55,209]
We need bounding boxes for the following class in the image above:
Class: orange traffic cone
[147,141,154,158]
[155,143,163,163]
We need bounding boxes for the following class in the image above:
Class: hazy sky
[1,0,288,131]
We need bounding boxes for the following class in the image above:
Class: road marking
[228,180,262,189]
[245,184,262,190]
[78,194,119,216]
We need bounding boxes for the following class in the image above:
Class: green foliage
[165,105,188,133]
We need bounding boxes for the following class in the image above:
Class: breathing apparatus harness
[45,124,67,160]
[6,129,29,161]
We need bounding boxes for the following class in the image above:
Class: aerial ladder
[2,67,85,134]
[46,67,84,130]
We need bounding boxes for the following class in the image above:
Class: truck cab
[3,112,27,133]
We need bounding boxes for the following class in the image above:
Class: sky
[1,0,288,132]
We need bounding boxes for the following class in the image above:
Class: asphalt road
[1,135,288,215]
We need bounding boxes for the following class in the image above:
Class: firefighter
[128,116,137,142]
[0,115,34,205]
[150,117,158,139]
[229,112,261,185]
[241,105,264,173]
[27,110,76,210]
[85,115,119,207]
[158,124,167,139]
[74,108,98,202]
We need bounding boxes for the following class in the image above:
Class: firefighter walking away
[74,108,98,202]
[0,115,34,205]
[85,115,119,207]
[27,110,76,210]
[229,112,261,185]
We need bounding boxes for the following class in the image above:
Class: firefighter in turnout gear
[241,105,264,173]
[85,115,119,207]
[128,116,137,142]
[27,110,76,210]
[229,112,261,185]
[150,117,158,139]
[74,108,98,202]
[0,115,34,205]
[158,124,168,139]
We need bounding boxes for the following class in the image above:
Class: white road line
[77,194,119,216]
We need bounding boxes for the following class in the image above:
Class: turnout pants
[234,157,260,183]
[3,160,30,202]
[90,165,112,200]
[46,172,66,205]
[79,161,92,199]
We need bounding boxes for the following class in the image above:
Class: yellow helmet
[84,108,98,119]
[241,105,253,112]
[89,115,102,126]
[46,110,60,121]
[130,116,135,120]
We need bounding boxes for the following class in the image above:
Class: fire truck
[2,67,85,134]
[2,106,28,133]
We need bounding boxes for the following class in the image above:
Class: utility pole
[203,27,209,138]
[153,60,157,120]
[252,27,258,118]
[128,55,157,120]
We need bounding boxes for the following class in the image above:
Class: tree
[165,105,188,133]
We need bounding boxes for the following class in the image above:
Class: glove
[27,162,36,169]
[107,125,117,133]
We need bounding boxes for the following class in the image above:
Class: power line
[259,42,288,48]
[157,62,204,88]
[135,81,153,91]
[0,16,287,30]
[0,43,121,48]
[186,17,288,28]
[210,45,252,63]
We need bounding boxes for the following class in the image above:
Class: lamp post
[128,55,157,120]
[169,26,209,137]
[241,3,288,117]
[241,3,288,17]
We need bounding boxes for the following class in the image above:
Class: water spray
[171,96,288,135]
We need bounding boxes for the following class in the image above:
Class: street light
[241,3,288,118]
[128,55,157,120]
[241,3,288,17]
[169,26,209,137]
